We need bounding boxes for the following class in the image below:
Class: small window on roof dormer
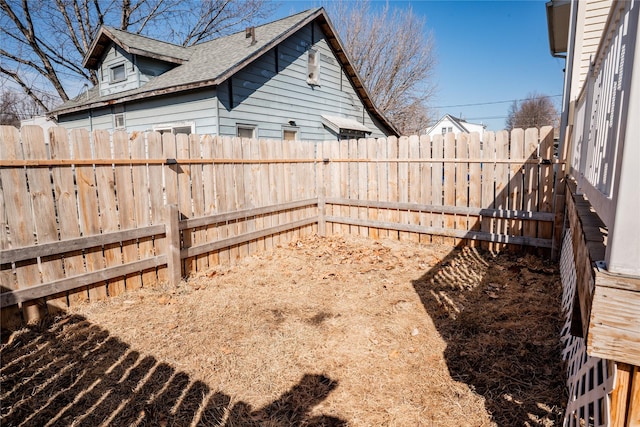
[110,64,126,83]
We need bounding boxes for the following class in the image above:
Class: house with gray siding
[51,8,398,141]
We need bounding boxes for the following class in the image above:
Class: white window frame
[236,124,257,139]
[282,126,299,141]
[114,113,125,129]
[152,122,195,135]
[110,63,126,83]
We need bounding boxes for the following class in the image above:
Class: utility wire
[432,95,562,109]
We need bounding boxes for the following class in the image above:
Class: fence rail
[1,125,557,326]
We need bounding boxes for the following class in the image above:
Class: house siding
[99,44,140,97]
[217,22,390,140]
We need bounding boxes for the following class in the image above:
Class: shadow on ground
[411,245,566,426]
[0,315,345,427]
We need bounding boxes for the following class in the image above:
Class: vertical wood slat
[1,126,42,324]
[366,138,379,239]
[316,141,326,237]
[523,128,540,243]
[387,136,399,240]
[398,136,410,241]
[358,138,368,237]
[419,135,432,244]
[480,131,496,250]
[409,135,421,243]
[348,139,359,236]
[147,132,167,282]
[113,130,141,291]
[431,134,444,245]
[468,132,482,247]
[339,139,349,236]
[215,136,230,264]
[539,126,555,241]
[23,126,66,314]
[165,204,181,286]
[189,134,207,272]
[131,132,156,287]
[201,134,218,267]
[94,130,124,298]
[0,137,19,326]
[261,140,274,248]
[224,137,240,263]
[266,139,280,245]
[455,133,469,245]
[242,138,256,255]
[509,128,525,249]
[73,129,107,300]
[494,130,510,251]
[176,133,194,274]
[251,138,264,251]
[443,132,456,246]
[49,128,86,306]
[376,138,389,239]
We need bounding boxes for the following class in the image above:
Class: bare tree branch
[506,93,558,131]
[325,0,437,135]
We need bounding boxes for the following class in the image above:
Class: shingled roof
[52,8,398,135]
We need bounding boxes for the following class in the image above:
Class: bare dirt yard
[1,234,566,426]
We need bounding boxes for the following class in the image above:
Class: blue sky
[272,0,565,131]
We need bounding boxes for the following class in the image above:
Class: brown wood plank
[0,126,42,324]
[443,132,456,246]
[189,134,207,271]
[215,136,230,264]
[49,127,87,306]
[358,138,368,237]
[339,139,349,236]
[509,128,525,250]
[241,137,256,255]
[225,137,240,263]
[72,129,107,301]
[148,132,167,282]
[376,138,389,239]
[94,129,125,297]
[131,131,156,287]
[176,133,194,274]
[113,130,141,291]
[523,128,540,243]
[408,135,421,243]
[538,126,554,241]
[628,366,640,427]
[494,130,510,251]
[266,139,280,245]
[419,135,432,244]
[455,133,469,245]
[348,139,359,236]
[468,132,482,247]
[261,139,275,247]
[22,126,66,314]
[202,134,219,267]
[387,136,399,240]
[480,131,495,250]
[611,363,632,427]
[398,136,410,241]
[431,134,444,245]
[367,138,379,239]
[251,138,265,251]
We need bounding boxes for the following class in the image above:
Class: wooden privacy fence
[1,125,558,326]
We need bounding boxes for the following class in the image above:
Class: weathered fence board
[1,126,558,324]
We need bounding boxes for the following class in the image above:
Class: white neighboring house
[20,116,57,146]
[425,114,485,142]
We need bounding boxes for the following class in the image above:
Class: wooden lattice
[560,229,617,427]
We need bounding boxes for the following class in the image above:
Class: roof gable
[83,27,191,69]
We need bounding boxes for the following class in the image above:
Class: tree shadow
[411,245,566,425]
[0,314,345,427]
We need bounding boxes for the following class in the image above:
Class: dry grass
[1,234,566,426]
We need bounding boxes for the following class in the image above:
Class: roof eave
[546,0,570,57]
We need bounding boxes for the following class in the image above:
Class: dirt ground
[1,234,566,426]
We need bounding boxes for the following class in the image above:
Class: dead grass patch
[1,234,565,426]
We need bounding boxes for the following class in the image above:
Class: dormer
[83,26,191,97]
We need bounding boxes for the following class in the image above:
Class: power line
[432,95,562,109]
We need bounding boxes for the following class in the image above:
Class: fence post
[165,204,181,285]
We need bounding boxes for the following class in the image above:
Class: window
[441,127,447,135]
[110,64,126,82]
[114,113,125,129]
[283,127,298,141]
[237,124,256,139]
[307,49,320,85]
[153,122,195,135]
[448,127,453,133]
